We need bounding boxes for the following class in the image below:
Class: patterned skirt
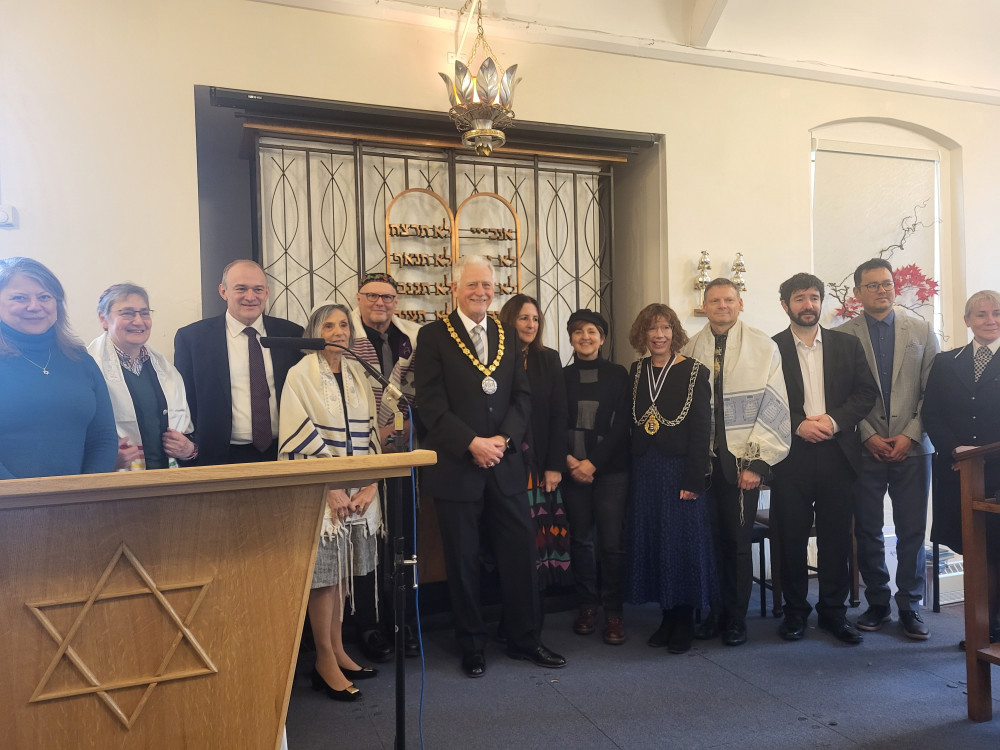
[624,451,716,609]
[527,473,573,590]
[312,523,377,589]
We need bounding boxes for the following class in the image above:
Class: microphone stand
[326,342,416,750]
[261,336,418,747]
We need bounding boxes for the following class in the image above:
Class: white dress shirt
[793,326,839,437]
[225,311,278,444]
[973,338,1000,358]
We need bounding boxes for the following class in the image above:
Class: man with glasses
[174,260,303,465]
[836,258,940,639]
[348,272,423,663]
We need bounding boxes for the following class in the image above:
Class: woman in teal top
[0,257,116,479]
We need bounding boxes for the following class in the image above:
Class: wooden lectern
[955,441,1000,722]
[1,451,436,749]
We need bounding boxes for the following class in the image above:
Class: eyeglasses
[861,281,895,292]
[114,308,153,320]
[363,293,397,304]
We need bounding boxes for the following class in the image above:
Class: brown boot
[573,606,597,635]
[603,614,626,645]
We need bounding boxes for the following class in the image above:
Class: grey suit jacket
[834,306,939,456]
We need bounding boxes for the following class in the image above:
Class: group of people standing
[1,251,998,692]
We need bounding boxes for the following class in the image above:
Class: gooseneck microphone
[259,336,407,406]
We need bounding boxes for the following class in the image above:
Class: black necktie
[713,333,727,451]
[244,327,272,452]
[379,331,394,378]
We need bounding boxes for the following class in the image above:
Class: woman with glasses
[88,283,197,470]
[0,257,117,479]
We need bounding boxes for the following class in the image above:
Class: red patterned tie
[244,327,272,452]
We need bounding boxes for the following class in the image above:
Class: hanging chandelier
[439,0,519,157]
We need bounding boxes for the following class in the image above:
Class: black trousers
[706,456,760,626]
[770,439,855,621]
[434,473,541,654]
[226,440,278,463]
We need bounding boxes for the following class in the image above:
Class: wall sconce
[731,252,748,292]
[693,250,712,316]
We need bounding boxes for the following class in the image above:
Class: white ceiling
[261,0,1000,104]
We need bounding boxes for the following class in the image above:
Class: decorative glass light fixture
[694,250,713,292]
[730,252,748,291]
[439,0,519,157]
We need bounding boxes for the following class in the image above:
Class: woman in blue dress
[625,303,714,654]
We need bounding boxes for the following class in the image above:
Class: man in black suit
[771,273,878,644]
[415,254,566,677]
[174,260,303,464]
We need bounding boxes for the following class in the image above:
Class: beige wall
[2,0,997,355]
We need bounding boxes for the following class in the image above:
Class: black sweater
[564,356,631,475]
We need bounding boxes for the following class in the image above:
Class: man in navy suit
[415,254,566,677]
[771,273,878,645]
[174,260,303,465]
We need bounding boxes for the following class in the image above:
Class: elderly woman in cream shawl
[88,283,196,470]
[278,302,382,702]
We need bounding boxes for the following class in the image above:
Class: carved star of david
[27,543,217,728]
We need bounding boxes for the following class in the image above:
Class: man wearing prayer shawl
[682,278,791,646]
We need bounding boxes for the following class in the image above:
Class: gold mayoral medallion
[644,415,660,435]
[443,313,506,394]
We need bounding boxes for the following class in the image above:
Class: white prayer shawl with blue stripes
[682,319,791,469]
[278,354,383,542]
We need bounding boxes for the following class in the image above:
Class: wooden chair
[954,441,1000,722]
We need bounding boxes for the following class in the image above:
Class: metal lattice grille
[257,137,613,360]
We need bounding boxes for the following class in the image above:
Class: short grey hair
[97,283,150,319]
[305,303,355,352]
[221,259,266,287]
[453,254,495,281]
[965,290,1000,319]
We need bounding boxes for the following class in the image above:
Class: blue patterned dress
[625,356,716,609]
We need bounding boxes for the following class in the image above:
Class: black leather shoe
[855,605,891,632]
[505,643,567,669]
[461,651,486,678]
[404,626,421,657]
[340,665,378,680]
[667,609,694,654]
[898,610,930,640]
[779,614,806,641]
[722,621,747,647]
[360,629,393,663]
[960,628,1000,651]
[693,616,718,641]
[311,668,362,701]
[819,618,864,645]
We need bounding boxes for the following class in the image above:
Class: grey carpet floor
[286,594,1000,749]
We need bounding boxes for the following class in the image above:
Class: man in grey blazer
[835,258,940,639]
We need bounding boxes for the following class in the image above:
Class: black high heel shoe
[311,668,362,702]
[340,665,378,680]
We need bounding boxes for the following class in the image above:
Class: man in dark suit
[771,272,878,644]
[415,254,566,677]
[174,260,303,465]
